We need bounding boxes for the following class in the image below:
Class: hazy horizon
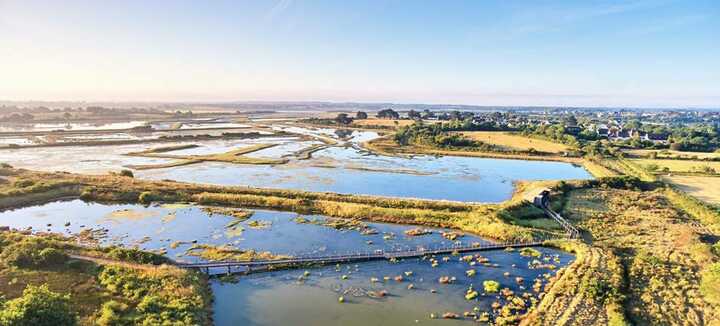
[1,0,718,107]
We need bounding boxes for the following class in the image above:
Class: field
[352,118,417,128]
[459,131,570,153]
[628,158,720,174]
[625,149,720,160]
[664,175,720,205]
[558,186,720,325]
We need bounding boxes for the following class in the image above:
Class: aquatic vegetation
[247,220,272,229]
[291,215,371,232]
[185,244,288,262]
[483,280,500,293]
[465,286,479,300]
[126,143,288,169]
[441,231,463,240]
[438,276,455,284]
[519,247,542,258]
[202,206,254,221]
[442,312,460,319]
[404,228,432,236]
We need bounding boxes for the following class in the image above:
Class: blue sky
[0,0,718,107]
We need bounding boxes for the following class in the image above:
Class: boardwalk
[179,189,576,276]
[178,241,544,276]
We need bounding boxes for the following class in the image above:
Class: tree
[119,169,134,178]
[62,112,72,120]
[407,110,421,120]
[0,284,77,326]
[334,113,353,125]
[376,108,399,120]
[355,111,368,119]
[564,115,578,126]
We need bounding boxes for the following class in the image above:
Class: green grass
[0,232,212,325]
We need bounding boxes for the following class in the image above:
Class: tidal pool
[140,148,591,202]
[0,200,573,325]
[0,121,149,132]
[0,125,592,202]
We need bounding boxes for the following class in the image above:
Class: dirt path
[68,253,168,271]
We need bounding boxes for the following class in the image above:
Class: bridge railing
[177,240,546,269]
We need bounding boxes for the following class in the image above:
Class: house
[564,125,582,135]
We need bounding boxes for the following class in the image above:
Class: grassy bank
[364,136,582,163]
[125,143,288,169]
[0,167,563,243]
[554,184,720,325]
[0,231,212,325]
[521,240,628,326]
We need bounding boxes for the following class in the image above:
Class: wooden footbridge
[179,189,576,276]
[178,241,544,276]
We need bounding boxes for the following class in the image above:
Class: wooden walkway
[178,241,544,275]
[178,189,575,276]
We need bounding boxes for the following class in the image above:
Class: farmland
[628,158,720,174]
[664,175,720,205]
[459,131,570,154]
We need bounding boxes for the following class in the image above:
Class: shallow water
[0,125,592,201]
[0,199,573,325]
[0,121,148,132]
[140,148,591,202]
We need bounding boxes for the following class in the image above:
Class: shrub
[106,247,168,265]
[585,278,613,302]
[700,262,720,305]
[13,179,35,188]
[138,191,155,204]
[0,284,77,326]
[119,169,134,178]
[96,300,127,326]
[38,248,68,266]
[0,239,67,268]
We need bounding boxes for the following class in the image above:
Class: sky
[0,0,718,107]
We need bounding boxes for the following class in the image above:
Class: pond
[0,199,573,325]
[0,121,149,132]
[0,126,592,202]
[139,147,591,202]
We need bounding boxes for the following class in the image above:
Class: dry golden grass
[629,158,720,173]
[352,118,416,128]
[362,136,583,166]
[625,149,720,160]
[126,143,287,170]
[664,175,720,205]
[459,131,570,153]
[561,187,720,325]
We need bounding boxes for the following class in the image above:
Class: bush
[700,263,720,305]
[97,266,210,325]
[138,191,155,204]
[0,239,67,268]
[13,179,35,188]
[96,300,127,326]
[106,247,168,265]
[38,248,68,266]
[585,278,613,302]
[119,169,134,178]
[0,284,77,326]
